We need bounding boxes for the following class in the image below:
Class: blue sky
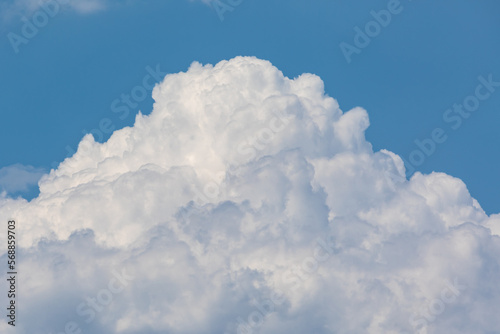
[1,0,499,213]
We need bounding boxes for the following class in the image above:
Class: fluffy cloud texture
[1,57,499,334]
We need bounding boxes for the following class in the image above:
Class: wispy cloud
[1,0,106,22]
[0,163,46,194]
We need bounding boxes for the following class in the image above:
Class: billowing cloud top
[1,57,499,334]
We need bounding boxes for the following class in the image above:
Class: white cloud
[0,164,46,194]
[1,56,499,333]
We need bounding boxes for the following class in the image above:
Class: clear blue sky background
[0,0,499,213]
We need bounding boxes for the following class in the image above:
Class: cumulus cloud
[1,56,499,334]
